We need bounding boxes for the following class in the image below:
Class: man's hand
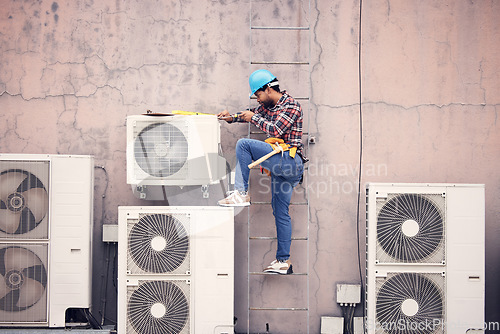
[217,110,233,123]
[240,110,255,122]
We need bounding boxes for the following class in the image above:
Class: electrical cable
[100,242,111,326]
[84,308,102,329]
[355,0,365,326]
[94,165,111,327]
[112,243,118,291]
[341,304,357,334]
[341,305,352,334]
[349,304,356,333]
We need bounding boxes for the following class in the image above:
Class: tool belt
[264,138,297,158]
[259,138,298,176]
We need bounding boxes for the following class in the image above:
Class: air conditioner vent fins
[134,123,189,178]
[128,214,189,274]
[376,273,444,334]
[128,280,189,334]
[377,193,444,262]
[0,170,48,235]
[0,246,47,312]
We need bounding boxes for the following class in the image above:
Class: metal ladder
[246,1,311,333]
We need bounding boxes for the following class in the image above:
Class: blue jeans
[234,138,304,261]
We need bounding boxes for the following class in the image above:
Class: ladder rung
[249,307,308,311]
[249,237,308,241]
[251,61,310,65]
[251,201,308,205]
[249,272,308,276]
[251,26,309,30]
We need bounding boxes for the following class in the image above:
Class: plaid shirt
[244,91,303,151]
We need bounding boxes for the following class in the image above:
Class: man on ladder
[217,69,306,275]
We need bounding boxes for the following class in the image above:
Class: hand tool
[248,144,283,169]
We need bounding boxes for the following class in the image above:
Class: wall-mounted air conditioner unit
[126,115,225,187]
[0,154,93,327]
[366,183,484,334]
[118,206,234,334]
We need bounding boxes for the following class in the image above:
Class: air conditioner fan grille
[377,193,444,262]
[134,122,189,178]
[376,272,444,334]
[0,169,49,235]
[128,214,189,274]
[0,245,47,313]
[128,280,189,334]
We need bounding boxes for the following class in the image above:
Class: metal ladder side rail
[247,0,312,333]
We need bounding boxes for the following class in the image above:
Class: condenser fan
[0,169,48,234]
[128,214,189,273]
[377,193,444,262]
[376,273,443,334]
[128,280,189,334]
[134,122,189,177]
[0,246,47,311]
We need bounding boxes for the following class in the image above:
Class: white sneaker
[264,259,293,275]
[217,190,250,207]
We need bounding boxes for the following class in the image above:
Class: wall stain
[22,21,32,34]
[51,2,59,24]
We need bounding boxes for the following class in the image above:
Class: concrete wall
[0,0,498,333]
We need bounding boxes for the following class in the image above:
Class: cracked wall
[1,0,499,333]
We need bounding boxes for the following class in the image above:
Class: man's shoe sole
[264,264,293,275]
[218,202,251,207]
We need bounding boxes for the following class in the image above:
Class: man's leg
[271,176,294,261]
[219,138,274,207]
[263,152,303,274]
[234,138,275,192]
[262,176,294,274]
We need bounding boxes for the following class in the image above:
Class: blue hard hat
[249,69,277,96]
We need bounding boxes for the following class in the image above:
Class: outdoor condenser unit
[0,154,93,327]
[118,206,234,334]
[366,183,484,334]
[126,114,225,187]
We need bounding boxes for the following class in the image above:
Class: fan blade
[4,247,41,273]
[134,123,189,177]
[129,214,189,273]
[163,141,188,164]
[22,188,49,223]
[0,209,21,234]
[0,172,27,200]
[17,277,44,308]
[0,274,10,299]
[160,125,188,161]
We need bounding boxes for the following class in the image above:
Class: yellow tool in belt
[248,138,297,170]
[264,138,297,158]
